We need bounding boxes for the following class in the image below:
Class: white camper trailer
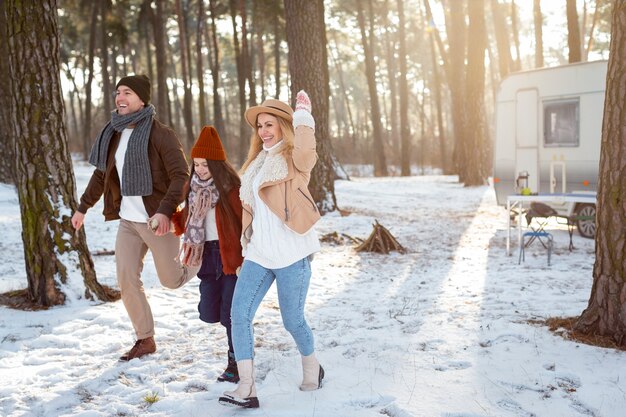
[493,60,606,238]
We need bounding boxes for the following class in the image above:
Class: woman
[172,125,243,384]
[218,91,324,409]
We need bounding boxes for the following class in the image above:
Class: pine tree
[5,0,115,306]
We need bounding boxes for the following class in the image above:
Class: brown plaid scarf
[180,175,219,267]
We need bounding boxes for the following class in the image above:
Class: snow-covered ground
[0,161,623,417]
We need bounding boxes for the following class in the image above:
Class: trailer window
[543,100,579,147]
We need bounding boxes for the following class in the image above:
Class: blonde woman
[219,91,324,408]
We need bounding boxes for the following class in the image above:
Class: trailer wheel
[576,204,596,239]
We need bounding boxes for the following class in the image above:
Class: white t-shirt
[205,206,218,241]
[115,128,150,223]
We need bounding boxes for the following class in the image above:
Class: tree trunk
[230,0,249,165]
[196,0,208,127]
[441,0,466,175]
[208,0,227,142]
[383,6,399,164]
[153,0,170,125]
[100,2,112,117]
[0,0,15,184]
[83,1,99,159]
[418,86,425,174]
[460,0,488,186]
[486,36,499,102]
[533,0,544,68]
[139,0,155,85]
[356,0,388,177]
[428,24,447,174]
[241,0,256,107]
[284,0,338,213]
[397,0,411,176]
[567,0,582,63]
[574,1,626,347]
[68,90,80,146]
[423,0,454,174]
[330,94,343,142]
[329,35,357,142]
[6,0,115,306]
[175,0,195,148]
[167,46,182,135]
[510,0,522,70]
[584,0,601,61]
[257,30,266,100]
[273,9,281,99]
[111,44,118,86]
[491,0,513,78]
[65,62,85,150]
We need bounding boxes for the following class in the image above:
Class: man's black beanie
[116,74,151,104]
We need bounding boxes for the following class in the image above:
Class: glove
[293,90,315,131]
[295,90,312,113]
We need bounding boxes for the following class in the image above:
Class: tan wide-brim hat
[244,98,293,128]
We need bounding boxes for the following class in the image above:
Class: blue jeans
[231,258,314,361]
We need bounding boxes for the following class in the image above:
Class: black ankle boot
[217,351,239,383]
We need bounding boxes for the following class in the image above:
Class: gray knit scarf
[180,175,219,267]
[88,105,155,196]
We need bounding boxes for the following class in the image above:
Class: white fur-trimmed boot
[218,359,259,408]
[300,353,325,391]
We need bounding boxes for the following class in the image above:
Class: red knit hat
[191,126,226,161]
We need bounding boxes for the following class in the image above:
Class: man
[71,75,199,361]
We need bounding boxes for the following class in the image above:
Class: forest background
[0,0,613,189]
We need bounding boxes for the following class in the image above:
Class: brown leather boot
[119,336,156,361]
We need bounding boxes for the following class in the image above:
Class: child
[172,125,243,383]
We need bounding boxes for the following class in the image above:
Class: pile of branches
[355,220,406,254]
[319,231,363,246]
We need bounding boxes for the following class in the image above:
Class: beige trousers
[115,219,200,339]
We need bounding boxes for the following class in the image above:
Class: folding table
[506,193,597,257]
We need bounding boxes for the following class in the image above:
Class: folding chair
[524,202,557,249]
[519,231,553,266]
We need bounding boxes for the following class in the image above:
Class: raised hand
[295,90,312,113]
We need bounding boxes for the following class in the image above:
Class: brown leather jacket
[240,125,321,249]
[77,119,189,220]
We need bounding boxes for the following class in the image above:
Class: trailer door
[515,89,539,192]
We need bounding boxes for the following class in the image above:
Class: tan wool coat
[239,125,321,250]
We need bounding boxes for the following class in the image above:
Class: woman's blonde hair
[240,113,294,173]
